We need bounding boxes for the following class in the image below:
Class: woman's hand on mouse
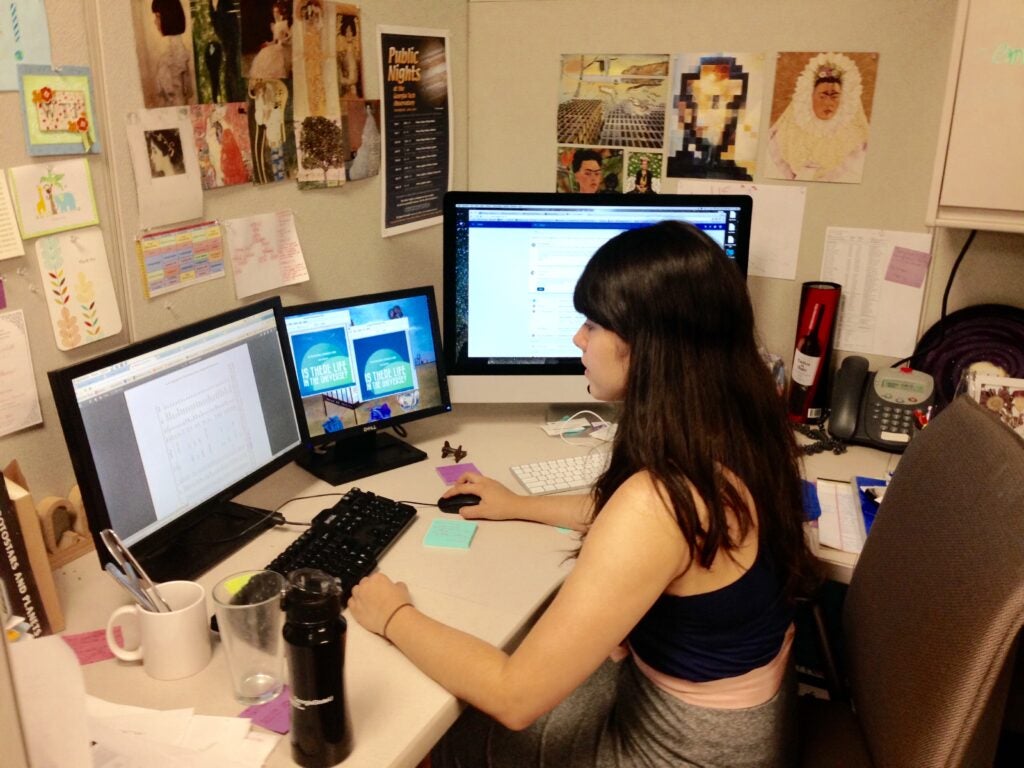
[349,572,413,637]
[442,472,520,520]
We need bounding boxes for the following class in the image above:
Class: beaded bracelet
[381,602,414,643]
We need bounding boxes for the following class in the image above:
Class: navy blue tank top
[627,548,793,683]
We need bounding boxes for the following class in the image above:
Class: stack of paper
[88,697,280,768]
[814,476,888,554]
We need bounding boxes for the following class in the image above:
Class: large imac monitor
[276,285,451,486]
[443,191,753,403]
[48,298,303,582]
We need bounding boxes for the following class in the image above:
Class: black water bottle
[283,568,353,767]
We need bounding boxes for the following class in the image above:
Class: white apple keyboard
[510,452,610,495]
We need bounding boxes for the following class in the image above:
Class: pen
[104,562,159,612]
[100,529,172,612]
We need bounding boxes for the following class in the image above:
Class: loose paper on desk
[222,210,309,299]
[671,178,805,280]
[815,478,867,554]
[0,309,43,437]
[820,227,932,358]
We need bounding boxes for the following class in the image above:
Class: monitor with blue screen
[442,191,753,403]
[277,285,451,485]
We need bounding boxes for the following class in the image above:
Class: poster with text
[378,26,451,237]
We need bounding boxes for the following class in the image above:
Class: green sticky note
[424,519,478,549]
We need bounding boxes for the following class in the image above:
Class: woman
[249,0,292,80]
[350,221,820,767]
[150,0,194,106]
[767,52,870,183]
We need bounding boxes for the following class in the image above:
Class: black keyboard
[265,488,417,604]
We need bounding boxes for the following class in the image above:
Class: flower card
[17,65,101,155]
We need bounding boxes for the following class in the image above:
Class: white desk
[51,404,894,765]
[55,404,584,768]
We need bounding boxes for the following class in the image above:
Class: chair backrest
[843,396,1024,768]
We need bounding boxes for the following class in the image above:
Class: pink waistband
[630,623,795,710]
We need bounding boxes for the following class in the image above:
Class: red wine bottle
[788,303,824,419]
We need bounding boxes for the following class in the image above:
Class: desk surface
[53,404,893,766]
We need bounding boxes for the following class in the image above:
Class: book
[1,474,63,636]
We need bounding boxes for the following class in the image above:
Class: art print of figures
[241,0,293,80]
[132,0,197,108]
[7,159,100,239]
[190,103,253,188]
[295,0,330,116]
[34,227,122,350]
[626,152,662,194]
[248,78,297,184]
[345,99,380,181]
[336,7,364,101]
[556,146,623,194]
[191,0,247,104]
[145,128,187,178]
[666,53,764,181]
[558,54,669,150]
[17,65,101,155]
[766,52,878,184]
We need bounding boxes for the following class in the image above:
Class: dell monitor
[442,191,753,403]
[276,285,451,486]
[48,297,303,582]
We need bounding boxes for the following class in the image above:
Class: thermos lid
[284,568,344,625]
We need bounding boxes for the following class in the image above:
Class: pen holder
[105,580,212,680]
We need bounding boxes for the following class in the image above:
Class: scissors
[100,529,172,612]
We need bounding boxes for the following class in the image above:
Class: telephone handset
[828,355,936,453]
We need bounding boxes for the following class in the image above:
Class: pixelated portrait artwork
[558,54,669,150]
[766,52,878,184]
[667,53,764,181]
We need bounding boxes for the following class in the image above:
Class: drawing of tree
[299,116,346,179]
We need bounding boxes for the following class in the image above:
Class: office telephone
[828,355,936,453]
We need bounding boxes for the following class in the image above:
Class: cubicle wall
[2,0,468,498]
[4,0,1024,500]
[465,0,1024,369]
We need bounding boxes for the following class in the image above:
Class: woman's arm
[350,471,688,730]
[442,471,592,531]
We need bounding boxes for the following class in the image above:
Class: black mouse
[438,493,482,513]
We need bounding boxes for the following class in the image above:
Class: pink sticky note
[885,246,931,288]
[63,627,123,665]
[436,462,481,485]
[240,685,292,734]
[0,278,6,309]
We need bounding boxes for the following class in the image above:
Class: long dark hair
[573,220,819,598]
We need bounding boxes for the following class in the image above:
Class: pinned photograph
[556,146,622,194]
[131,0,197,108]
[126,107,203,229]
[190,103,253,189]
[766,52,879,183]
[666,53,764,181]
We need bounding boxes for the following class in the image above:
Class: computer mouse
[437,493,482,513]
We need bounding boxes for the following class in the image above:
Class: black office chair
[799,396,1024,767]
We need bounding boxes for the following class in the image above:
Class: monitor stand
[133,501,279,582]
[297,430,428,486]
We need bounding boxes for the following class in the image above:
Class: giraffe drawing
[36,185,47,216]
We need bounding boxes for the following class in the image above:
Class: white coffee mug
[106,580,212,680]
